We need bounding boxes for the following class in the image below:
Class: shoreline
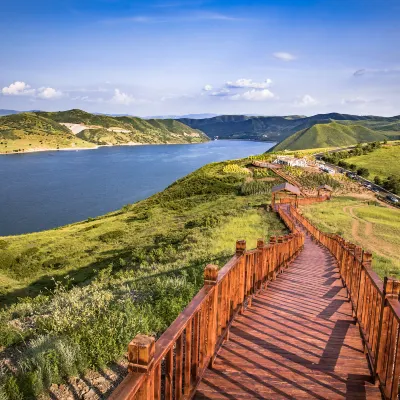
[0,139,276,156]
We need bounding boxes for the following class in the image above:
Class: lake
[0,140,276,236]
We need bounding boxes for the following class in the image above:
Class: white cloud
[273,52,296,62]
[203,84,213,91]
[230,89,275,101]
[353,68,400,77]
[296,94,318,107]
[37,87,63,99]
[210,88,231,97]
[226,78,272,89]
[110,89,135,105]
[2,81,35,96]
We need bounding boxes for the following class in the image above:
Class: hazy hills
[0,109,209,153]
[271,122,389,151]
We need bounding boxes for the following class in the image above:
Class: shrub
[0,240,9,250]
[357,167,370,178]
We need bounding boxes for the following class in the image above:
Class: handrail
[110,206,305,400]
[287,204,400,400]
[110,189,400,400]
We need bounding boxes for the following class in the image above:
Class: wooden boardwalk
[195,228,382,399]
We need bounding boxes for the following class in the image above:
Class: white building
[273,156,308,167]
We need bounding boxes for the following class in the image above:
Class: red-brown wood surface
[195,227,382,399]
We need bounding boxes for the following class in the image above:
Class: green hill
[179,113,400,142]
[0,110,209,153]
[0,113,96,153]
[271,122,388,151]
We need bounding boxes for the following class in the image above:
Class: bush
[357,167,370,178]
[374,176,382,185]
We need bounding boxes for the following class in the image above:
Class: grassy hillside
[0,110,209,153]
[272,122,388,151]
[301,196,400,279]
[0,157,286,398]
[179,113,400,142]
[0,113,96,153]
[345,143,400,179]
[41,110,209,144]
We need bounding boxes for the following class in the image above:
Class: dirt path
[342,204,398,261]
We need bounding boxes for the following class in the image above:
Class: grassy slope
[301,197,400,278]
[273,122,388,151]
[43,110,209,144]
[0,157,286,398]
[0,113,95,153]
[345,144,400,179]
[0,110,209,153]
[0,159,284,302]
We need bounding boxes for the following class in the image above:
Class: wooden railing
[110,208,304,400]
[287,205,400,400]
[279,195,330,206]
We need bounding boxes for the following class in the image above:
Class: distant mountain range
[178,113,400,149]
[0,110,219,119]
[0,109,209,154]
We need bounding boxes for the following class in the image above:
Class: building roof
[318,184,333,192]
[272,183,301,196]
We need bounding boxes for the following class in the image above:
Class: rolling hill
[0,113,96,153]
[0,110,209,153]
[179,113,400,142]
[271,122,388,151]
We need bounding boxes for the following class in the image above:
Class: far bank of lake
[0,140,276,236]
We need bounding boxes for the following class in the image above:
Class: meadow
[345,143,400,179]
[0,156,286,399]
[301,196,400,279]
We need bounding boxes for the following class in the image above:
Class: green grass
[0,113,95,153]
[345,144,400,179]
[0,158,287,399]
[0,110,209,153]
[273,122,388,151]
[301,196,400,279]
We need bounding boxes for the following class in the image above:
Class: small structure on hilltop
[271,182,302,208]
[318,184,333,198]
[273,156,308,167]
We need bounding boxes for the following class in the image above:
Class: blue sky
[1,0,399,116]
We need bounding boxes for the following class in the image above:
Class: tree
[357,167,370,178]
[374,176,382,186]
[349,164,357,172]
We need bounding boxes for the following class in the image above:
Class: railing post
[204,264,218,368]
[257,239,265,291]
[269,236,277,280]
[128,334,155,400]
[235,240,246,314]
[375,277,400,384]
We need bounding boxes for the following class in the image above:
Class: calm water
[0,140,275,236]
